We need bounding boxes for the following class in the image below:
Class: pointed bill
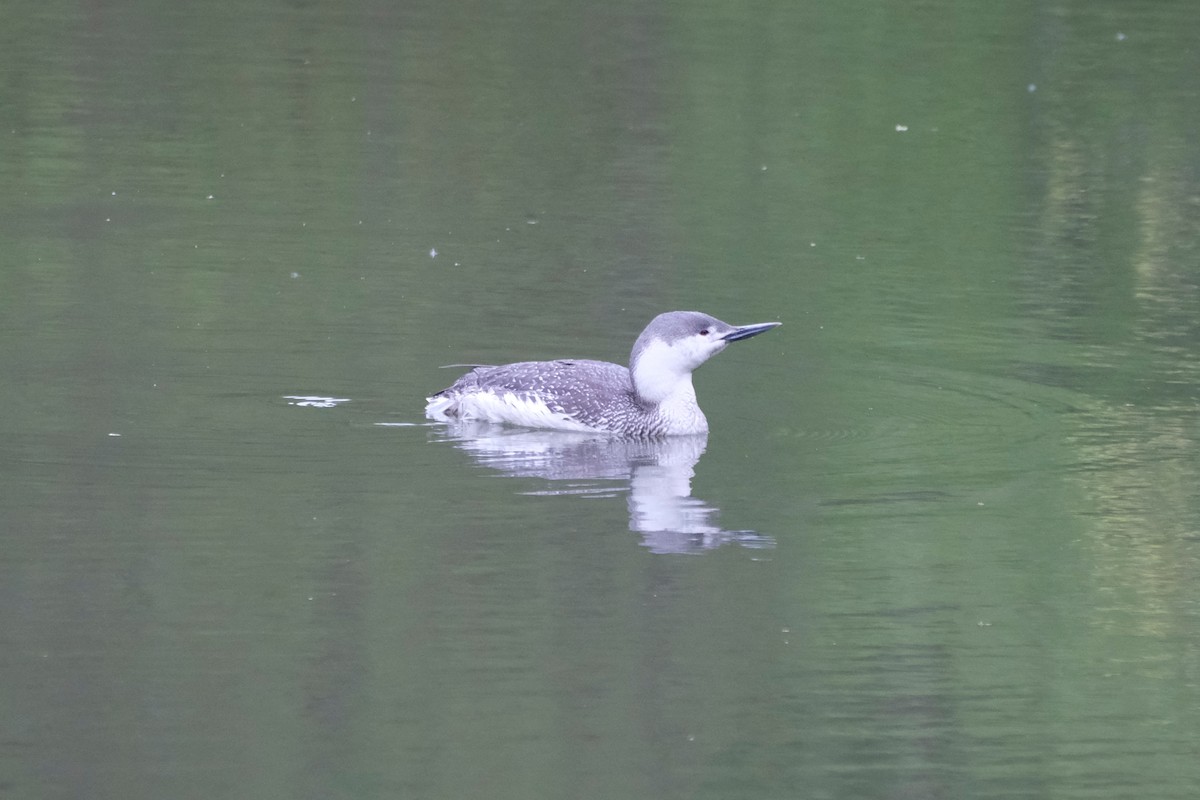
[722,321,781,342]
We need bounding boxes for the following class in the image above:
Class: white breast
[651,384,709,435]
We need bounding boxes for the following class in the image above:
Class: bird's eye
[700,329,710,336]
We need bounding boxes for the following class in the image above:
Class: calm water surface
[2,1,1199,798]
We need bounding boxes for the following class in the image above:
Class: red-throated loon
[425,311,781,437]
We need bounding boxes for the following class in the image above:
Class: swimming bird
[425,311,781,437]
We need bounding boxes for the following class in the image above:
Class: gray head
[628,311,781,404]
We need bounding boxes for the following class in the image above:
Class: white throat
[631,339,698,406]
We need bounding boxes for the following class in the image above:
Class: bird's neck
[631,341,697,407]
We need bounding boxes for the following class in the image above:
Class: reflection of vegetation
[1016,4,1200,658]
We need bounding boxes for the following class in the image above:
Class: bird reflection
[433,422,773,554]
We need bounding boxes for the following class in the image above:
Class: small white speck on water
[207,195,214,200]
[895,124,908,132]
[1115,32,1126,41]
[430,248,438,258]
[108,432,121,437]
[111,191,117,196]
[290,272,300,279]
[1027,83,1037,92]
[285,395,351,408]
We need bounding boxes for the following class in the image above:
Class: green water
[2,1,1198,798]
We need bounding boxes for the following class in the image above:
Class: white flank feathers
[426,390,595,433]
